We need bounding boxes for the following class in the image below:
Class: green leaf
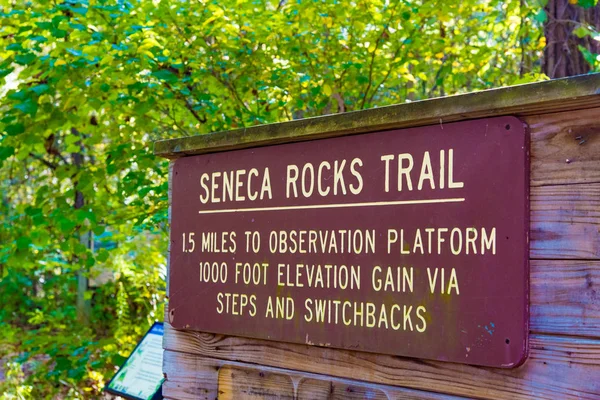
[152,69,178,83]
[573,25,592,39]
[85,256,95,267]
[17,25,32,34]
[65,134,80,146]
[133,101,153,115]
[66,144,80,153]
[4,123,25,135]
[16,145,31,160]
[8,89,28,100]
[1,115,16,124]
[54,356,72,373]
[578,0,598,8]
[77,209,97,224]
[30,84,50,95]
[0,68,14,78]
[96,248,109,262]
[35,22,52,30]
[0,146,15,160]
[578,45,597,66]
[16,237,32,250]
[14,99,38,117]
[59,218,76,233]
[15,53,36,65]
[51,29,68,39]
[51,15,67,27]
[6,43,23,51]
[71,7,88,15]
[93,225,106,236]
[70,23,87,31]
[112,354,127,366]
[534,9,547,23]
[29,35,48,43]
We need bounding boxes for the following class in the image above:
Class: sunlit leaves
[0,145,15,161]
[3,123,24,135]
[152,69,178,83]
[13,98,38,116]
[578,0,599,8]
[534,9,548,23]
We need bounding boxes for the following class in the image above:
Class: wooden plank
[162,350,470,400]
[218,366,294,399]
[154,74,600,159]
[162,351,218,400]
[163,351,296,400]
[529,107,600,186]
[530,183,600,259]
[297,378,388,400]
[531,260,600,336]
[297,377,467,399]
[163,328,600,400]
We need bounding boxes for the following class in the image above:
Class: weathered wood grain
[154,74,600,159]
[529,108,600,187]
[530,260,600,336]
[163,327,600,400]
[162,352,218,400]
[218,364,295,399]
[218,368,295,400]
[297,377,468,399]
[163,350,470,400]
[530,183,600,259]
[297,378,388,400]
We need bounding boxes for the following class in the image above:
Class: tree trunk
[72,128,91,324]
[543,0,600,78]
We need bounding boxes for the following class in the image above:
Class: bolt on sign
[168,116,529,368]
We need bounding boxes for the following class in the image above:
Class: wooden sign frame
[155,74,600,400]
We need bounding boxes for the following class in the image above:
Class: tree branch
[365,1,440,106]
[428,54,450,96]
[360,2,401,109]
[29,153,58,170]
[210,70,254,119]
[163,82,207,125]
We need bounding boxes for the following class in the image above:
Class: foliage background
[0,0,598,398]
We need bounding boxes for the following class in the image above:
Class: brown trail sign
[168,116,529,368]
[156,74,600,400]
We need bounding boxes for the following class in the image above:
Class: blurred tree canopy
[0,0,598,397]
